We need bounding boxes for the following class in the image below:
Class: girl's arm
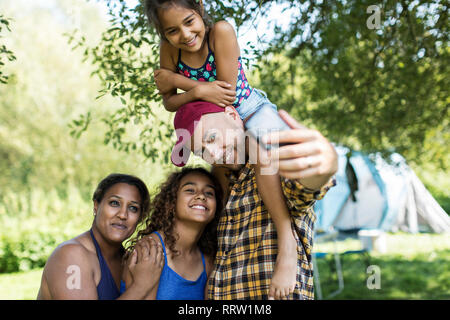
[161,79,236,112]
[161,87,198,112]
[155,68,203,94]
[158,39,236,112]
[157,40,190,112]
[211,21,240,91]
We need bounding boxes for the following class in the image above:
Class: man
[170,101,338,300]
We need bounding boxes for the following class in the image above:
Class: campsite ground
[314,232,450,299]
[0,233,449,300]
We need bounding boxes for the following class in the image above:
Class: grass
[0,268,42,300]
[313,232,450,299]
[0,233,449,300]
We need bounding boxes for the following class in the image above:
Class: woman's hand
[194,81,236,107]
[154,68,176,94]
[124,236,164,296]
[122,251,133,288]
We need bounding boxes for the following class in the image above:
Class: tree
[0,15,16,84]
[72,0,449,169]
[262,0,449,168]
[0,0,169,193]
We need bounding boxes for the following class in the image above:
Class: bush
[0,186,92,273]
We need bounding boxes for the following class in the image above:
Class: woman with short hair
[37,173,162,300]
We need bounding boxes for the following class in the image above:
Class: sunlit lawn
[0,268,42,300]
[314,232,450,299]
[0,233,449,300]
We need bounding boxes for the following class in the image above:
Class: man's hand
[194,81,236,107]
[154,68,176,94]
[263,110,338,190]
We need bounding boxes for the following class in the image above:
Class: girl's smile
[176,172,217,224]
[185,35,198,47]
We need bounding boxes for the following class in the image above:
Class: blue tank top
[153,231,207,300]
[89,229,126,300]
[176,34,253,108]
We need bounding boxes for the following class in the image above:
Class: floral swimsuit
[176,36,253,108]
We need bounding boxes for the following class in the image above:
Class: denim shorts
[238,89,291,148]
[237,88,274,120]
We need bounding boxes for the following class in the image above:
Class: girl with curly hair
[128,167,223,300]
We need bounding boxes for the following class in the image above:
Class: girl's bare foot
[268,238,297,300]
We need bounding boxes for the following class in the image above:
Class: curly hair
[128,167,223,257]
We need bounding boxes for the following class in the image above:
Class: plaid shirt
[207,162,336,300]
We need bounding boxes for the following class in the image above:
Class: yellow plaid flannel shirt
[207,162,336,300]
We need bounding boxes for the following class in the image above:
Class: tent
[314,146,450,234]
